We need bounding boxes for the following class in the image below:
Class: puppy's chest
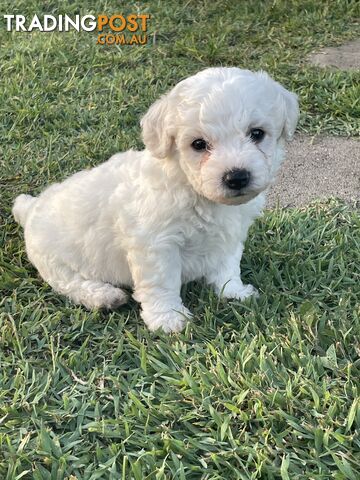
[180,206,239,255]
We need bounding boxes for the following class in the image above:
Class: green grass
[1,201,360,478]
[0,0,360,478]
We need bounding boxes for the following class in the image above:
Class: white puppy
[13,67,299,332]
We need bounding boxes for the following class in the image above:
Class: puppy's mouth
[222,189,260,205]
[202,188,262,206]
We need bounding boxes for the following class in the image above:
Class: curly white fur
[13,67,299,332]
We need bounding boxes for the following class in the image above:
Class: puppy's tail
[12,194,37,227]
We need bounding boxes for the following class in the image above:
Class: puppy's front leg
[128,247,191,333]
[206,243,258,301]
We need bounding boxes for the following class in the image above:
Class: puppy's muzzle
[222,168,251,194]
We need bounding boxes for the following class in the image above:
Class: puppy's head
[141,67,299,205]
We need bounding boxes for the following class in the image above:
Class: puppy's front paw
[218,281,259,301]
[236,283,259,300]
[142,307,192,333]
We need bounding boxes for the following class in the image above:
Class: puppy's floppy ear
[141,93,174,159]
[280,87,299,141]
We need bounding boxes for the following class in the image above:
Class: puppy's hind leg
[62,277,128,310]
[32,256,128,310]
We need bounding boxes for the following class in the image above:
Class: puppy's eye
[249,128,265,143]
[191,138,208,151]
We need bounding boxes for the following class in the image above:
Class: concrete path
[267,134,359,208]
[308,39,360,70]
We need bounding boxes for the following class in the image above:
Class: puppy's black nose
[223,169,251,190]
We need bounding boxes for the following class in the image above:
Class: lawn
[0,0,359,479]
